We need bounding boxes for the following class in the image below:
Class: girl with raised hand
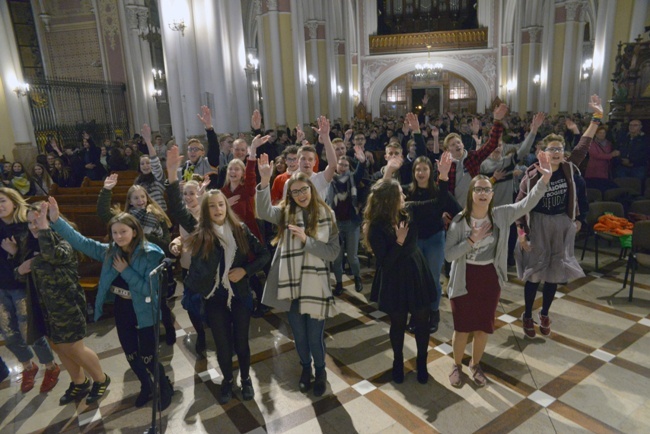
[47,196,174,410]
[20,202,109,405]
[256,153,340,398]
[445,152,552,388]
[0,188,59,394]
[166,145,270,404]
[135,123,167,211]
[97,173,176,345]
[362,152,452,386]
[515,95,600,339]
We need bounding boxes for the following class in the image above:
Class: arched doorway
[379,71,477,117]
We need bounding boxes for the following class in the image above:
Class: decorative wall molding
[305,20,319,40]
[98,0,119,50]
[565,1,580,22]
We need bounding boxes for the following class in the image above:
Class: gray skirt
[515,212,585,284]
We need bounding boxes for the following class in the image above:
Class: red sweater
[221,158,263,242]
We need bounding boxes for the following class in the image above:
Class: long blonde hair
[112,185,172,228]
[0,187,28,223]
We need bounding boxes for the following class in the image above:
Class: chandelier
[414,62,443,81]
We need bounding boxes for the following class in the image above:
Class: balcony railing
[369,28,488,54]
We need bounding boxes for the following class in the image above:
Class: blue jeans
[0,289,54,364]
[333,219,361,282]
[288,300,326,369]
[416,231,445,311]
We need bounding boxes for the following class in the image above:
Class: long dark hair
[187,189,250,259]
[460,175,494,226]
[408,156,438,196]
[362,178,408,252]
[106,213,145,263]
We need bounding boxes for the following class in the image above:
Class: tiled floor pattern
[0,243,648,434]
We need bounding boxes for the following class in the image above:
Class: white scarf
[205,221,237,308]
[277,205,335,320]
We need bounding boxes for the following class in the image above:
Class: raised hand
[344,129,354,141]
[405,112,420,133]
[197,106,213,129]
[251,134,271,151]
[492,168,507,181]
[531,112,546,131]
[436,152,453,179]
[34,202,50,231]
[493,103,508,121]
[103,173,119,190]
[422,94,429,105]
[166,145,183,176]
[251,110,262,130]
[354,145,366,163]
[257,153,273,185]
[588,94,603,114]
[48,196,60,223]
[537,150,553,184]
[565,118,580,134]
[141,123,152,143]
[431,125,439,138]
[312,116,330,138]
[296,125,305,143]
[402,122,410,137]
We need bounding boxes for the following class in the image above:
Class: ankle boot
[135,379,152,408]
[219,379,233,404]
[392,359,404,384]
[158,373,174,411]
[313,367,327,397]
[299,366,312,393]
[429,310,440,334]
[417,354,428,384]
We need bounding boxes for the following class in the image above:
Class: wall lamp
[532,74,540,85]
[169,19,186,36]
[307,74,317,86]
[13,82,30,97]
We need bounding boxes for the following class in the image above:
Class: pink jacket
[585,139,614,180]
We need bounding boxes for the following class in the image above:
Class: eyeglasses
[285,157,298,162]
[473,187,493,194]
[544,147,564,154]
[188,147,204,152]
[290,186,310,197]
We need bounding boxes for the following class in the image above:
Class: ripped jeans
[0,289,54,364]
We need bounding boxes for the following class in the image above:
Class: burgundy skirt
[450,263,500,333]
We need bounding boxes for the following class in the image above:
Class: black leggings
[524,281,558,318]
[204,292,252,381]
[389,309,429,362]
[114,296,164,388]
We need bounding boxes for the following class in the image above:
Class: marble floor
[1,240,649,434]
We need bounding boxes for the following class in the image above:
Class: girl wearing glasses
[515,95,600,339]
[445,152,552,388]
[256,156,340,398]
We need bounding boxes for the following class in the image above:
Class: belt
[110,286,132,299]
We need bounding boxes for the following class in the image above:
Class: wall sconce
[581,58,593,80]
[532,74,540,85]
[152,89,162,101]
[506,80,516,92]
[246,54,259,72]
[13,82,30,97]
[152,69,164,80]
[169,19,186,36]
[307,74,317,86]
[352,90,360,99]
[337,85,343,95]
[251,81,260,91]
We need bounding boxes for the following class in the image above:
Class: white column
[526,27,541,113]
[0,3,36,146]
[592,0,617,101]
[571,12,587,114]
[267,1,286,126]
[306,20,321,120]
[559,1,579,112]
[291,0,308,128]
[539,0,555,113]
[225,0,251,132]
[137,7,160,131]
[629,0,648,41]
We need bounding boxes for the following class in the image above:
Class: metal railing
[27,77,130,152]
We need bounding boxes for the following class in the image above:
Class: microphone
[161,258,174,269]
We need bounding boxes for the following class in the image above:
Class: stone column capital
[305,20,319,40]
[565,1,581,21]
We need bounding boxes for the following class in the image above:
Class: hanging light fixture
[413,45,443,81]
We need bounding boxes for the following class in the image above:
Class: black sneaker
[333,282,343,296]
[86,374,111,405]
[354,276,363,293]
[241,377,254,401]
[59,378,91,405]
[429,310,440,334]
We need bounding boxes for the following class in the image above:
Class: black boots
[299,366,312,393]
[219,378,233,405]
[313,368,327,397]
[417,354,428,384]
[158,373,174,411]
[429,310,440,334]
[392,359,404,384]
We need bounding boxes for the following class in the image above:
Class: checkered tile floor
[1,242,649,433]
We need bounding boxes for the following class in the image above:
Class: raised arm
[516,112,545,161]
[48,197,108,261]
[197,105,220,167]
[97,174,118,224]
[313,116,337,183]
[569,94,603,166]
[256,153,283,224]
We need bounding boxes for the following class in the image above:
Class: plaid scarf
[130,208,163,239]
[277,205,335,320]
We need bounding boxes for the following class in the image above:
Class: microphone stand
[145,259,171,434]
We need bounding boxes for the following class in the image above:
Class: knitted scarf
[277,205,335,320]
[130,208,163,238]
[205,221,237,308]
[327,170,358,212]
